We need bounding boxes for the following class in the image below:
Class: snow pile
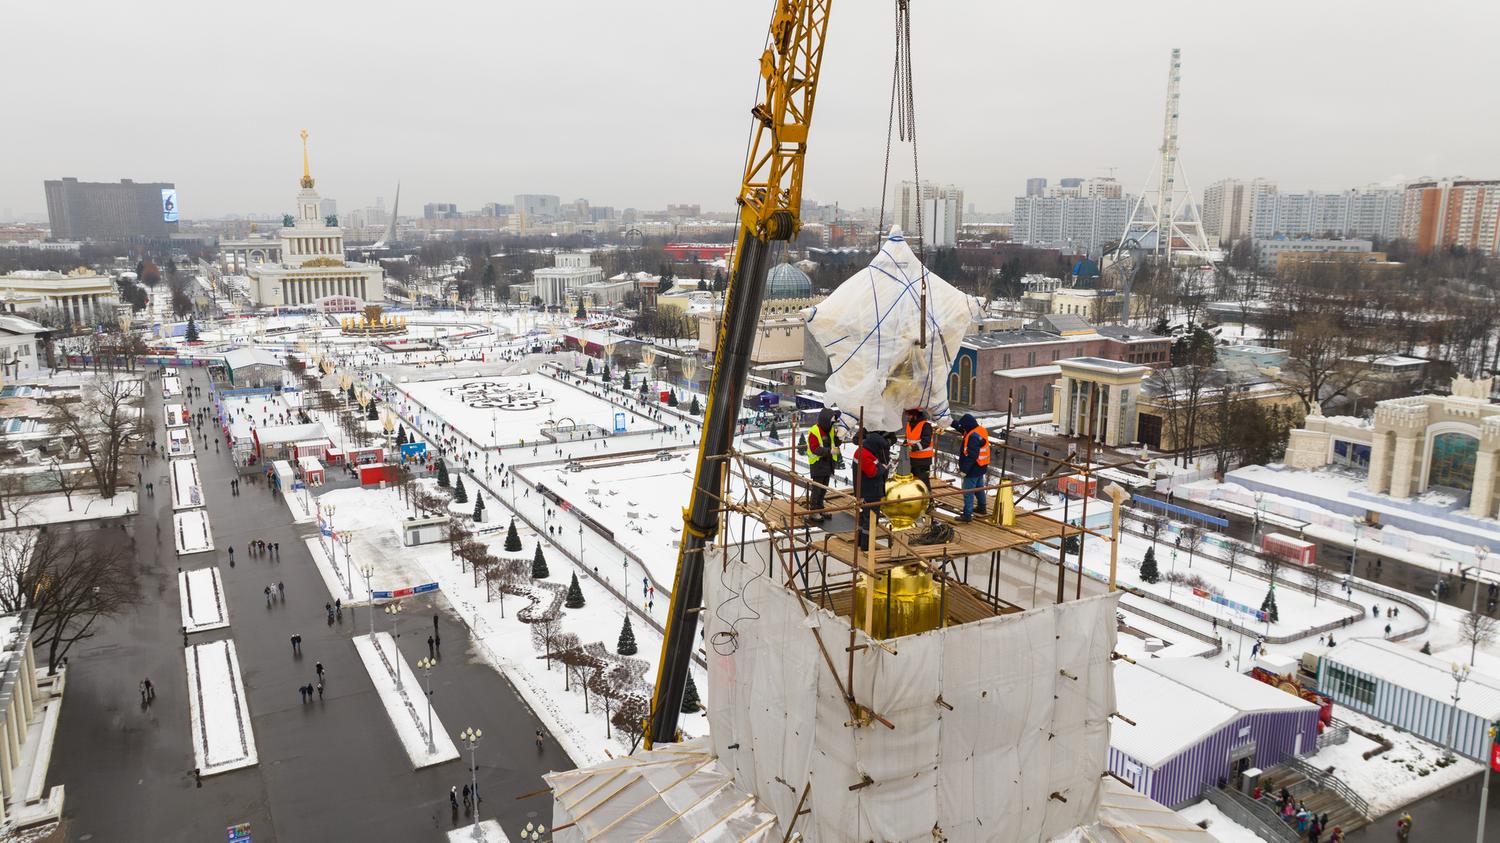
[1304,709,1480,816]
[178,567,228,633]
[352,632,459,768]
[805,226,978,430]
[184,639,257,775]
[1175,800,1259,842]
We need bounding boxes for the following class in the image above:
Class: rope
[873,1,928,347]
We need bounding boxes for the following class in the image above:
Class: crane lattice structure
[1120,48,1209,263]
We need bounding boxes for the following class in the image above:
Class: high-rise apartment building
[1201,178,1277,245]
[515,194,561,224]
[1400,178,1500,255]
[44,177,178,241]
[1013,194,1134,255]
[1250,187,1403,242]
[423,203,459,220]
[1025,177,1048,197]
[897,181,964,239]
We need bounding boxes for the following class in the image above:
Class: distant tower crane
[1120,48,1209,263]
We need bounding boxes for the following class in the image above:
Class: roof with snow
[1324,638,1500,719]
[223,346,286,371]
[253,423,328,446]
[1113,659,1317,767]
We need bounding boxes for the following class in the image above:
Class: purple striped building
[1110,659,1321,808]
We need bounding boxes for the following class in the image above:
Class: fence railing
[1202,786,1298,843]
[1286,756,1370,820]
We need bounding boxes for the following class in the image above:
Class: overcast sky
[5,0,1497,220]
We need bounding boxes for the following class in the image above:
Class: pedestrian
[1384,623,1392,637]
[433,613,439,636]
[145,677,154,701]
[277,581,285,598]
[139,680,149,706]
[265,585,272,606]
[1372,604,1379,617]
[450,785,459,815]
[290,634,301,654]
[228,546,234,562]
[316,661,325,680]
[334,598,342,614]
[316,681,324,701]
[299,684,308,703]
[428,635,436,658]
[535,729,545,752]
[462,783,472,812]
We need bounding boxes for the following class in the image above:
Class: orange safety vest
[905,418,934,459]
[966,426,991,467]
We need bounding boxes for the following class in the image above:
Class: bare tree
[1461,611,1498,666]
[1304,564,1327,607]
[531,613,563,671]
[1222,540,1245,582]
[45,377,146,499]
[1259,550,1282,587]
[1283,312,1384,413]
[0,474,34,525]
[25,527,141,673]
[611,690,650,753]
[51,460,83,512]
[1179,525,1204,569]
[1145,514,1168,550]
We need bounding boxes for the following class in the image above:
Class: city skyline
[4,0,1497,219]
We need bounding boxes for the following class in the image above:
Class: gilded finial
[299,129,315,189]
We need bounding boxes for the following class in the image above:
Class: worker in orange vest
[903,408,934,490]
[802,407,841,522]
[952,413,990,522]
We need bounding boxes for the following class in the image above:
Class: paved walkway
[48,366,570,842]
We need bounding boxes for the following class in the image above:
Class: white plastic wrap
[705,538,1120,842]
[805,227,979,431]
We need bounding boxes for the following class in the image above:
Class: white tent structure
[805,227,978,430]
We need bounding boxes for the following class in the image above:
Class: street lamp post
[340,531,354,600]
[578,525,584,563]
[1446,662,1472,762]
[1350,517,1363,576]
[1168,538,1181,601]
[1252,491,1264,547]
[518,822,545,841]
[417,656,437,753]
[324,504,337,559]
[1472,546,1491,667]
[460,727,484,840]
[385,601,404,690]
[361,565,375,639]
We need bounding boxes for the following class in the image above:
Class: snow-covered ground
[184,639,257,775]
[5,491,135,527]
[283,484,317,524]
[393,373,663,451]
[303,536,371,605]
[310,480,707,766]
[170,458,204,510]
[352,632,459,769]
[1302,708,1480,817]
[445,820,505,842]
[1175,800,1258,842]
[178,567,228,633]
[174,509,214,555]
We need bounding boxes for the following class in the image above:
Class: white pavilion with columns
[249,131,382,312]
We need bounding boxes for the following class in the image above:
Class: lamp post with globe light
[340,530,354,600]
[1445,662,1471,762]
[417,656,437,753]
[460,727,484,840]
[361,565,375,638]
[384,601,405,689]
[1471,545,1491,666]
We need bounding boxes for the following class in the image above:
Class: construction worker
[952,413,990,522]
[853,432,890,547]
[903,408,934,490]
[802,407,841,522]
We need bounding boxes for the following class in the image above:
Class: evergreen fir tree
[397,427,408,446]
[1260,583,1280,623]
[436,460,451,488]
[367,401,379,420]
[602,363,611,382]
[680,673,702,713]
[532,543,550,579]
[347,384,357,402]
[622,371,631,389]
[616,615,638,656]
[1139,546,1160,583]
[453,475,468,503]
[184,316,199,342]
[504,519,522,552]
[669,391,679,407]
[576,300,587,320]
[586,358,595,375]
[472,492,485,521]
[689,395,701,415]
[565,572,585,608]
[1420,641,1433,655]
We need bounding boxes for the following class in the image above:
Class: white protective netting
[805,227,979,431]
[705,538,1119,842]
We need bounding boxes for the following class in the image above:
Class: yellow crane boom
[647,0,832,748]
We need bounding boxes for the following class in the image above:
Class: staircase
[1260,758,1369,836]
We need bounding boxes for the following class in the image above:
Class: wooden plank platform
[815,580,1022,628]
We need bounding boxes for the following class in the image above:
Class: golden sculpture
[880,443,927,531]
[299,129,315,189]
[853,564,943,639]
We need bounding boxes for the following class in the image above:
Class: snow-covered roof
[254,423,328,445]
[223,346,285,371]
[1113,658,1317,767]
[1142,658,1319,715]
[994,364,1062,378]
[1324,638,1500,719]
[1113,662,1236,766]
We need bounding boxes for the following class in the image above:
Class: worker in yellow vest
[952,413,990,522]
[802,407,841,523]
[903,408,934,490]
